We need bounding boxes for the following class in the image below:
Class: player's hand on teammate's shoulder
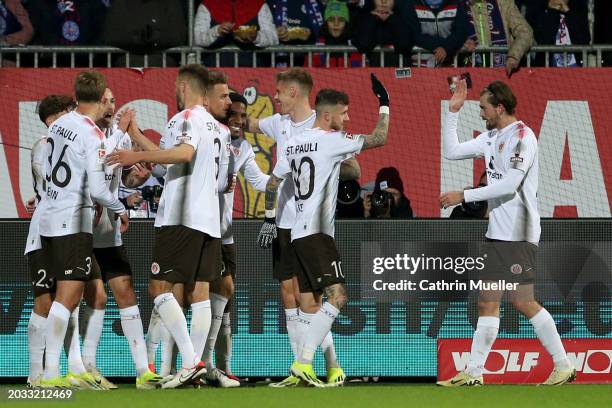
[449,79,468,113]
[106,148,138,167]
[370,73,389,108]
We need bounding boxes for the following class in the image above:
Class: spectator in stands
[26,0,108,66]
[313,0,362,67]
[363,167,414,219]
[525,0,590,67]
[463,0,533,76]
[0,0,34,66]
[101,0,187,67]
[352,0,415,66]
[405,0,470,67]
[268,0,324,67]
[194,0,278,67]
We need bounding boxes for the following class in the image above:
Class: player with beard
[246,68,359,387]
[200,92,270,387]
[437,80,575,386]
[107,65,229,389]
[257,75,390,386]
[83,88,163,389]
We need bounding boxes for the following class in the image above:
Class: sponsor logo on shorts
[510,264,523,274]
[65,269,72,275]
[151,262,160,275]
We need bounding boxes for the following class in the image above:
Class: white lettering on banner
[439,100,611,217]
[0,131,18,217]
[439,101,487,217]
[538,101,611,217]
[452,349,612,374]
[452,350,540,374]
[8,99,169,218]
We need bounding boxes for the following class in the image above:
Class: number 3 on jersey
[291,157,315,200]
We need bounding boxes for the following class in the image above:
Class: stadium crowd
[0,0,610,67]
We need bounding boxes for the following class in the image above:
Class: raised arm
[362,74,390,151]
[106,144,195,167]
[443,79,485,160]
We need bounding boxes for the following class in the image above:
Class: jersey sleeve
[272,151,291,179]
[330,131,365,161]
[241,144,269,192]
[258,114,279,141]
[507,129,537,174]
[84,135,126,214]
[443,111,487,160]
[31,139,47,182]
[172,111,201,150]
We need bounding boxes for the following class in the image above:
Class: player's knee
[33,295,53,317]
[511,300,540,316]
[113,284,137,308]
[223,279,235,298]
[326,284,348,310]
[477,301,500,316]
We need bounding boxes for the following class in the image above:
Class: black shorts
[293,233,345,294]
[93,246,132,282]
[28,247,56,297]
[272,228,300,281]
[221,244,236,278]
[151,225,222,283]
[480,239,537,285]
[40,233,94,282]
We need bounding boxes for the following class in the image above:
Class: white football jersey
[24,136,48,255]
[154,105,222,238]
[258,111,316,229]
[219,137,269,245]
[446,113,540,243]
[39,111,125,237]
[93,125,132,248]
[273,127,363,241]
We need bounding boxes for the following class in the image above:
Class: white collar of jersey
[290,110,316,127]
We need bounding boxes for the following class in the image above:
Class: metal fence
[1,44,612,69]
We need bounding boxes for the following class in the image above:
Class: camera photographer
[449,171,488,219]
[363,167,413,219]
[119,170,164,219]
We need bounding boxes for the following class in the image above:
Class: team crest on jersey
[498,142,504,153]
[231,145,240,156]
[510,264,523,274]
[151,262,160,275]
[97,148,106,164]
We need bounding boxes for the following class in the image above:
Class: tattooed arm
[361,112,390,151]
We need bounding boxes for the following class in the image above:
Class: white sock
[285,308,299,358]
[190,300,212,363]
[215,312,232,374]
[203,294,228,370]
[154,293,198,368]
[67,307,87,374]
[28,312,47,381]
[321,330,339,369]
[530,308,572,370]
[120,305,149,376]
[296,310,315,358]
[44,302,71,380]
[146,306,162,367]
[299,303,340,364]
[159,323,175,377]
[81,306,105,370]
[466,316,500,377]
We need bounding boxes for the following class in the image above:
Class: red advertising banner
[0,68,611,219]
[437,338,612,384]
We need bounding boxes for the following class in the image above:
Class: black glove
[257,217,277,248]
[371,73,389,107]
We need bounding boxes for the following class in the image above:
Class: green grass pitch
[2,384,611,408]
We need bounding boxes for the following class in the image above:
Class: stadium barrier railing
[1,44,612,68]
